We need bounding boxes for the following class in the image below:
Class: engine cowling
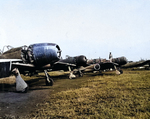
[94,63,100,71]
[112,56,127,66]
[21,43,61,66]
[75,55,87,66]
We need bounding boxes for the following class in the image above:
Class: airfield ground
[0,70,150,119]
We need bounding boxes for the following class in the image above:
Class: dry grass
[26,70,150,119]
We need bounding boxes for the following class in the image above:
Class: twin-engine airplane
[0,43,62,92]
[77,57,127,74]
[81,54,128,75]
[0,43,88,92]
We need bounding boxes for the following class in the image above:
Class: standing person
[109,52,113,62]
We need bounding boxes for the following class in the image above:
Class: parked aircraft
[51,55,87,79]
[0,43,90,92]
[84,53,128,75]
[0,43,74,92]
[53,54,127,78]
[87,56,127,66]
[121,60,150,69]
[0,44,128,92]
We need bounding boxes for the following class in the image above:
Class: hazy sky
[0,0,150,61]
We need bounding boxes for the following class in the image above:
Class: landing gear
[68,66,76,79]
[78,69,83,77]
[44,70,54,86]
[114,66,123,75]
[118,68,123,74]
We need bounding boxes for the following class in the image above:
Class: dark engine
[75,55,87,66]
[21,43,61,66]
[112,56,128,66]
[58,55,87,67]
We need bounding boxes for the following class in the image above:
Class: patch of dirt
[0,80,52,118]
[0,74,86,118]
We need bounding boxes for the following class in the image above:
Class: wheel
[78,72,83,77]
[116,67,123,74]
[119,69,123,74]
[45,74,54,86]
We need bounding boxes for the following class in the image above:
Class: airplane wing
[52,61,77,71]
[54,61,76,67]
[121,60,150,68]
[0,59,22,62]
[0,58,78,78]
[12,62,35,68]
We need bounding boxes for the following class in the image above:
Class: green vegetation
[27,70,150,119]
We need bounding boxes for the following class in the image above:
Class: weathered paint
[26,43,61,66]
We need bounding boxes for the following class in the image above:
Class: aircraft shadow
[0,74,69,92]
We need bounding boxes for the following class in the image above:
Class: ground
[0,70,150,118]
[0,72,87,118]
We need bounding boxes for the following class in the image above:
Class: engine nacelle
[59,55,87,67]
[94,64,100,71]
[75,55,87,66]
[21,43,61,66]
[112,56,127,66]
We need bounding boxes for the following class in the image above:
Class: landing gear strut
[68,66,76,79]
[44,70,54,86]
[114,66,123,75]
[78,69,83,77]
[118,68,123,74]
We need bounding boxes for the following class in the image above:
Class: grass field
[25,70,150,119]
